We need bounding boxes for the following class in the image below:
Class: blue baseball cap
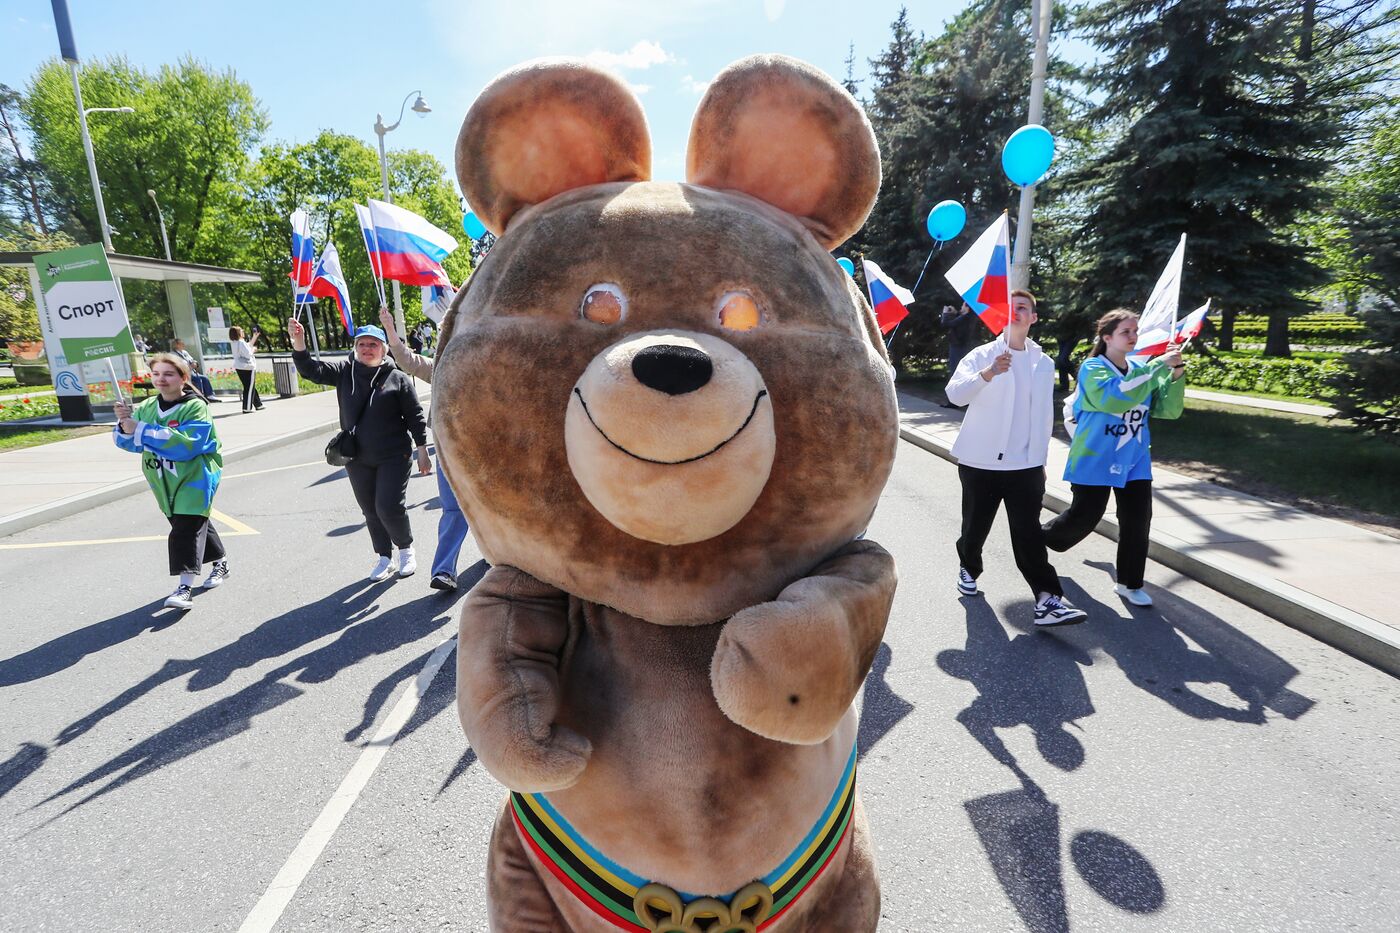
[352,325,387,343]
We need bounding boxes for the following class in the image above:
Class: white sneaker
[201,560,229,589]
[1034,593,1087,627]
[1115,584,1154,607]
[957,567,979,597]
[164,585,194,611]
[397,547,417,578]
[369,555,394,581]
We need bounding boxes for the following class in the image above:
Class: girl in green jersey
[114,353,227,610]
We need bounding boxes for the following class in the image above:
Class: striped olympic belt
[509,741,858,933]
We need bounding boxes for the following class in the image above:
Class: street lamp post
[1010,0,1053,291]
[67,63,133,253]
[373,90,431,337]
[148,189,172,261]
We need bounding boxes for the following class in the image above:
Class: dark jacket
[293,350,428,463]
[940,306,980,350]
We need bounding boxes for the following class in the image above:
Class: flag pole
[357,207,388,308]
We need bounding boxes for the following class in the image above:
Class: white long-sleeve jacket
[944,334,1056,469]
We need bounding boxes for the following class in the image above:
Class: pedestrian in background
[170,338,218,401]
[945,289,1087,628]
[1043,308,1187,607]
[379,306,470,592]
[229,325,264,413]
[290,317,431,581]
[113,352,227,611]
[941,302,980,375]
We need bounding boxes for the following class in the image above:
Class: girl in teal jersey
[1043,309,1186,607]
[114,353,227,611]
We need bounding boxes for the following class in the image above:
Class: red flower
[22,397,32,404]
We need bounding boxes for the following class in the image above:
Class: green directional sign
[34,242,135,363]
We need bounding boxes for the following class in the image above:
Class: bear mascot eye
[717,291,761,331]
[580,283,626,325]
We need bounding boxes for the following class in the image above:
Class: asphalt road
[0,435,1396,932]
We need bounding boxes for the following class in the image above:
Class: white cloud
[585,40,673,72]
[680,75,709,96]
[628,83,652,96]
[763,0,786,22]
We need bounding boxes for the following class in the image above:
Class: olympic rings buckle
[634,881,774,933]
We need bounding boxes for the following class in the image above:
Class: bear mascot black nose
[631,345,714,395]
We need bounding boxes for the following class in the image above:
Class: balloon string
[911,241,944,296]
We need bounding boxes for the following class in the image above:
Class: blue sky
[3,0,1087,189]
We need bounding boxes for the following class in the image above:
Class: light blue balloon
[837,257,856,276]
[926,200,967,242]
[1002,124,1056,187]
[462,211,487,240]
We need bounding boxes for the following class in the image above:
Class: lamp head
[147,189,157,199]
[411,94,431,115]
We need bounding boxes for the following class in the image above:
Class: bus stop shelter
[1,250,262,420]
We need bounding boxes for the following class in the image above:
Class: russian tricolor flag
[944,213,1012,336]
[307,242,354,335]
[862,259,914,334]
[366,199,457,288]
[421,282,456,324]
[1175,300,1210,343]
[289,209,316,289]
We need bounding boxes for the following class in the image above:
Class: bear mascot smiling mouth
[433,53,899,932]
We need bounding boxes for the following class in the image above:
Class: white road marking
[222,460,329,480]
[236,634,459,933]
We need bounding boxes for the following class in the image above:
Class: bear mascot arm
[457,565,591,791]
[711,538,896,745]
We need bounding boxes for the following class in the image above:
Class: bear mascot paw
[434,53,900,933]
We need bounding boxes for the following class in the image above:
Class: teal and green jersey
[1064,356,1185,487]
[113,393,223,516]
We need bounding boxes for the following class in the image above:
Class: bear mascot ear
[456,59,653,235]
[686,54,880,251]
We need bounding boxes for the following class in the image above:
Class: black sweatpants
[1042,480,1153,589]
[168,513,225,576]
[236,368,262,411]
[345,456,413,557]
[956,465,1062,598]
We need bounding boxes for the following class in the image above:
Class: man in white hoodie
[945,289,1087,627]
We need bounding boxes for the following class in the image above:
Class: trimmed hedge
[1186,354,1341,400]
[1230,313,1368,344]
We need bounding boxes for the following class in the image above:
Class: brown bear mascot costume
[433,53,899,932]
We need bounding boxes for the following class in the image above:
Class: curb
[0,418,338,539]
[899,426,1400,679]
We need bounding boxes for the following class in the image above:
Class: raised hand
[287,317,306,351]
[982,351,1012,381]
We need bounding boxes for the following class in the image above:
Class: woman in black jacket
[289,318,431,581]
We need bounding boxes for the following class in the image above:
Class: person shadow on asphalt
[936,596,1095,793]
[1059,564,1314,725]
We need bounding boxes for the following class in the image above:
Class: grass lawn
[1152,399,1400,525]
[0,423,109,452]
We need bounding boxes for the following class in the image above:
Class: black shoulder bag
[324,368,380,466]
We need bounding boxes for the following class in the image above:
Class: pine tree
[853,1,1046,371]
[1071,0,1340,356]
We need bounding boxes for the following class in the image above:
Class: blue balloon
[837,257,855,276]
[926,200,967,242]
[462,211,487,240]
[1002,124,1056,187]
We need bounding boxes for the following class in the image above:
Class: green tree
[853,1,1075,371]
[21,56,267,264]
[1070,0,1341,356]
[0,84,53,238]
[1328,112,1400,438]
[227,132,469,350]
